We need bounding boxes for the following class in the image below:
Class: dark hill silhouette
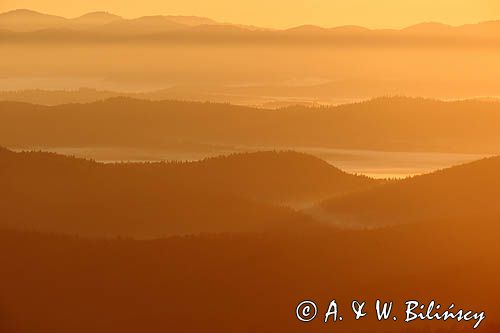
[3,97,500,153]
[0,148,374,237]
[317,156,500,227]
[3,83,500,107]
[1,219,499,333]
[173,150,377,204]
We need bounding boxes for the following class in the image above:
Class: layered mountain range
[1,9,500,40]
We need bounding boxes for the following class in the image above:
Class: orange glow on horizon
[1,0,500,28]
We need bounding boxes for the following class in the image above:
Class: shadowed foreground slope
[1,221,499,333]
[0,148,374,237]
[1,150,499,333]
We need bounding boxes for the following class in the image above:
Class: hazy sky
[1,0,500,28]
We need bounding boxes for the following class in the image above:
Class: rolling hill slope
[2,97,500,153]
[0,9,217,33]
[1,220,499,333]
[0,148,374,237]
[317,156,500,227]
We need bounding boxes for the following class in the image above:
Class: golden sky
[1,0,500,28]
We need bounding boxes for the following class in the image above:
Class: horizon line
[2,8,500,31]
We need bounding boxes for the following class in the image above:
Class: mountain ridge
[0,147,376,237]
[2,8,500,36]
[3,96,500,154]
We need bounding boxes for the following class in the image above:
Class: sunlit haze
[1,0,500,28]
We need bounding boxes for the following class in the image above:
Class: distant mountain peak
[285,24,326,33]
[129,15,184,25]
[0,8,67,32]
[72,11,122,25]
[1,9,44,16]
[402,22,453,33]
[0,8,65,19]
[75,11,122,20]
[164,15,218,26]
[329,25,371,33]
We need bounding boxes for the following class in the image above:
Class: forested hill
[2,97,500,153]
[1,222,499,333]
[317,155,500,227]
[0,148,374,237]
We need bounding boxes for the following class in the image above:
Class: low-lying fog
[11,145,488,179]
